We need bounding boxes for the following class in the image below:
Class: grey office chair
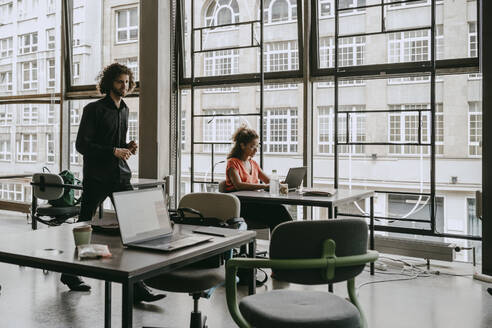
[145,192,242,328]
[31,173,80,227]
[219,179,293,235]
[226,219,378,328]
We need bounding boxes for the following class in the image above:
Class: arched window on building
[205,0,239,27]
[263,0,297,24]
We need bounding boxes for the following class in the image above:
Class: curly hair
[97,63,136,95]
[227,125,259,159]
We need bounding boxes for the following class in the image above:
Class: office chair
[31,173,80,228]
[145,192,242,328]
[225,219,379,328]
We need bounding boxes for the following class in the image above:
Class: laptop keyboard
[138,235,208,250]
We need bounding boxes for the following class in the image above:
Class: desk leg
[370,196,375,275]
[31,195,37,230]
[248,240,256,295]
[122,281,133,328]
[328,205,334,219]
[105,281,111,328]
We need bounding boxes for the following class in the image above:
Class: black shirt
[76,95,132,184]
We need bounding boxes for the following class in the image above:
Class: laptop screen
[113,188,173,244]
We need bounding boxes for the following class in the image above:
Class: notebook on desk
[113,188,212,252]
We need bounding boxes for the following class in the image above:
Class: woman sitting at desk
[225,126,292,232]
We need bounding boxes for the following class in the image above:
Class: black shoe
[60,274,91,292]
[134,282,166,303]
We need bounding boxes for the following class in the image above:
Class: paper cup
[73,225,92,246]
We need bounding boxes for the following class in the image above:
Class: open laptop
[284,166,307,191]
[113,188,212,252]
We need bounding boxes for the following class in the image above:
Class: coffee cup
[279,183,289,195]
[73,225,92,246]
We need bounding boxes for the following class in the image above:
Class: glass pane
[0,103,60,203]
[317,0,473,68]
[72,1,140,86]
[184,0,301,78]
[0,1,61,94]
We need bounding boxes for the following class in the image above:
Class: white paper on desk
[302,188,336,197]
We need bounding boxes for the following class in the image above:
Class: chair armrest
[226,250,379,271]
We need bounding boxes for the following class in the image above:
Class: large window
[16,133,37,162]
[317,106,366,155]
[263,108,298,153]
[0,37,13,58]
[469,22,477,57]
[204,49,239,76]
[116,7,138,43]
[18,32,38,54]
[263,0,297,24]
[0,71,12,92]
[47,58,55,89]
[179,0,482,252]
[0,105,13,125]
[264,41,298,72]
[468,101,482,157]
[21,105,38,125]
[46,28,55,50]
[205,0,239,26]
[203,109,239,153]
[338,37,365,67]
[388,104,430,155]
[47,133,55,163]
[0,135,11,162]
[21,61,38,90]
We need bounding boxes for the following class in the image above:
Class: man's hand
[127,140,138,155]
[114,148,132,160]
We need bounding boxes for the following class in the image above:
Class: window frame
[115,7,139,44]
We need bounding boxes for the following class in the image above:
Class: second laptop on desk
[113,188,213,252]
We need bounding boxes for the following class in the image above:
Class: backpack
[45,168,81,207]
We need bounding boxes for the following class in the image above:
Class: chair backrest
[270,219,368,284]
[179,192,240,222]
[218,180,227,193]
[32,173,64,200]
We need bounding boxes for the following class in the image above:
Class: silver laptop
[113,188,212,252]
[284,166,307,191]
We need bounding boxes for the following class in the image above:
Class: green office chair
[146,192,242,328]
[225,219,378,328]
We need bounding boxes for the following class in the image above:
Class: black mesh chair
[146,192,242,328]
[226,219,378,328]
[31,173,80,228]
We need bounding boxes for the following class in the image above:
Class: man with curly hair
[60,63,166,303]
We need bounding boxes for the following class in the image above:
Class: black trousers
[78,179,133,221]
[240,202,293,233]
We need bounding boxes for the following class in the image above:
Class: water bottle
[270,170,279,196]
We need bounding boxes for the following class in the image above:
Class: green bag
[48,170,81,207]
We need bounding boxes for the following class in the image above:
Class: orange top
[225,158,261,192]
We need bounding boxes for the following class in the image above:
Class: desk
[0,223,256,328]
[233,189,375,274]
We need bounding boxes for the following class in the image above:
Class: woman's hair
[97,63,136,95]
[227,125,259,159]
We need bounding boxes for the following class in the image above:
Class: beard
[112,86,127,98]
